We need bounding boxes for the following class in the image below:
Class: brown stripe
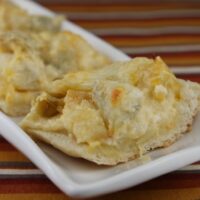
[0,178,60,193]
[0,140,19,152]
[74,18,200,28]
[1,190,200,200]
[1,173,200,194]
[0,194,69,200]
[0,162,37,169]
[46,4,200,12]
[101,188,200,200]
[39,2,200,9]
[0,138,7,143]
[135,173,200,190]
[62,15,200,22]
[177,74,200,83]
[0,174,45,180]
[193,161,200,165]
[102,35,200,47]
[129,52,200,66]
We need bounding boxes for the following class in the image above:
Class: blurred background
[35,0,200,75]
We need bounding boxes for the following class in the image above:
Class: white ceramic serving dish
[0,0,200,198]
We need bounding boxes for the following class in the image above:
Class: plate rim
[0,0,200,198]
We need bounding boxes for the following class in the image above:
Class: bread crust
[25,105,199,166]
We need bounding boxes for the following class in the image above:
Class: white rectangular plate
[0,0,200,198]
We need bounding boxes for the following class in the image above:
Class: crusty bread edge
[26,106,199,166]
[24,80,200,165]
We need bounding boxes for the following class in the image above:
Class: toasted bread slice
[21,58,200,165]
[0,30,110,116]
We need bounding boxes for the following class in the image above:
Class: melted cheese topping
[0,0,63,32]
[0,1,110,116]
[48,57,168,95]
[62,90,108,144]
[0,82,39,116]
[92,79,179,144]
[21,57,200,161]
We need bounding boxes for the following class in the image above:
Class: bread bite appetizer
[21,57,200,165]
[0,31,110,116]
[0,0,63,32]
[0,1,110,117]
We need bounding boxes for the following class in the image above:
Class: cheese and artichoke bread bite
[0,31,110,116]
[21,57,200,165]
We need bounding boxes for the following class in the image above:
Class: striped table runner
[1,1,200,200]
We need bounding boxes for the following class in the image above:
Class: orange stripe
[0,151,29,162]
[0,190,200,200]
[103,35,200,47]
[75,18,200,28]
